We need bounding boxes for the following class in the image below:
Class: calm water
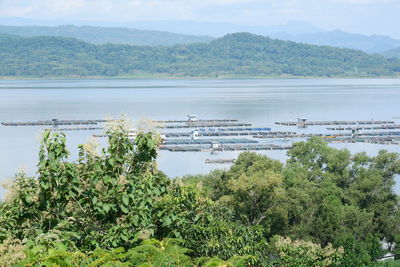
[1,78,400,198]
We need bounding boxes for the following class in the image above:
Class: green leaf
[103,203,111,213]
[121,204,129,214]
[122,195,129,206]
[132,215,139,226]
[162,216,172,227]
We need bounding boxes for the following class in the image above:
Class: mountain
[270,30,400,54]
[0,33,399,78]
[2,17,399,53]
[382,47,400,58]
[108,20,323,37]
[0,25,213,46]
[0,17,323,37]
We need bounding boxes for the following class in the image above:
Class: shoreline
[1,75,400,81]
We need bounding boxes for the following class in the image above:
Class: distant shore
[1,74,400,80]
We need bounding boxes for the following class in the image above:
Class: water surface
[1,78,400,197]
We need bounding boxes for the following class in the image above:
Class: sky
[0,0,399,38]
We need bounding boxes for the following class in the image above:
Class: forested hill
[271,30,400,54]
[0,24,213,46]
[1,32,400,78]
[383,47,400,59]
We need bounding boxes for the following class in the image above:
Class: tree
[270,235,344,267]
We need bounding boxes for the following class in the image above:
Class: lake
[1,78,400,198]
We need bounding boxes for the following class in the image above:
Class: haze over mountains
[0,17,323,36]
[1,17,400,54]
[0,25,213,46]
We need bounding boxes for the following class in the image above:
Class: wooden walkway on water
[153,119,238,123]
[164,130,294,138]
[1,119,113,126]
[49,127,103,131]
[327,125,400,131]
[162,138,257,145]
[157,122,252,129]
[205,159,235,164]
[160,144,293,152]
[275,120,395,126]
[254,131,400,139]
[326,136,400,145]
[195,127,271,132]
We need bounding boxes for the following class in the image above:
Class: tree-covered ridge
[383,47,400,59]
[0,24,214,46]
[0,32,399,78]
[0,120,399,266]
[272,30,400,54]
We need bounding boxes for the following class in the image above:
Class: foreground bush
[16,238,253,267]
[270,236,344,267]
[1,122,399,266]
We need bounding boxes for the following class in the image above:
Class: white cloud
[334,0,397,4]
[0,0,398,37]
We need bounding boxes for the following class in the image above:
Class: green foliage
[0,32,399,78]
[202,152,286,230]
[333,233,383,267]
[0,120,263,266]
[0,238,26,266]
[282,138,400,246]
[1,124,399,266]
[188,138,400,266]
[17,238,252,267]
[270,235,344,267]
[394,235,400,260]
[383,47,400,59]
[0,122,169,251]
[369,260,400,267]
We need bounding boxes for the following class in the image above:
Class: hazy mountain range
[1,17,400,54]
[0,17,323,36]
[0,25,212,46]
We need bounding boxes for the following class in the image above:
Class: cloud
[0,0,398,37]
[334,0,397,4]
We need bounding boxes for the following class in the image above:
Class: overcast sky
[0,0,399,38]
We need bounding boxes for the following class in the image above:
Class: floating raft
[2,119,113,126]
[327,125,400,131]
[205,159,235,164]
[325,136,400,145]
[48,127,104,131]
[163,130,294,138]
[157,122,252,129]
[194,127,271,132]
[275,120,395,126]
[162,138,257,145]
[92,130,292,139]
[153,119,238,123]
[160,144,292,152]
[356,131,400,136]
[254,131,400,139]
[254,133,342,139]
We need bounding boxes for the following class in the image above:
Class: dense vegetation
[383,47,400,59]
[1,32,400,78]
[0,25,213,46]
[273,30,400,54]
[0,120,399,266]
